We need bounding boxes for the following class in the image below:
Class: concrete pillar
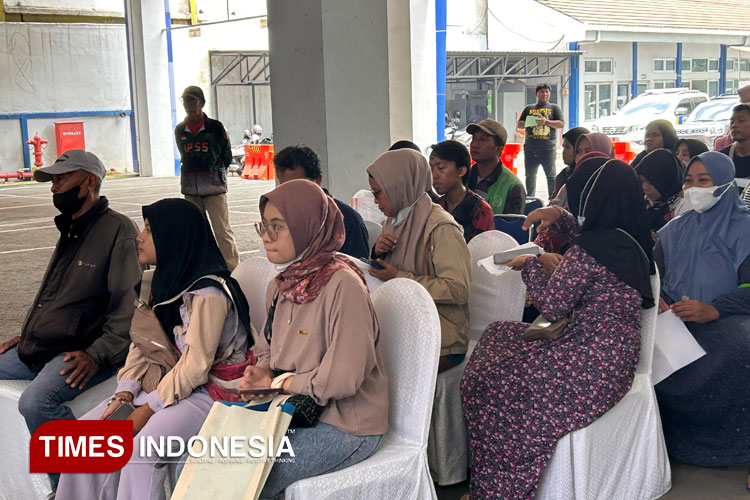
[676,43,683,88]
[267,0,436,200]
[124,0,178,177]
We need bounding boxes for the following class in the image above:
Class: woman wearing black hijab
[553,126,590,198]
[57,198,253,500]
[674,138,709,165]
[462,159,654,499]
[634,149,685,235]
[630,119,679,168]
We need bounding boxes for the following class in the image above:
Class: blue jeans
[524,147,557,198]
[0,347,115,488]
[260,422,382,499]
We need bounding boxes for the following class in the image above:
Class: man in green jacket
[175,85,240,270]
[466,119,526,215]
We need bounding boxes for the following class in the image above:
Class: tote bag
[171,394,295,500]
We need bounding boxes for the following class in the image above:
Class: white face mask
[683,182,732,213]
[392,192,427,228]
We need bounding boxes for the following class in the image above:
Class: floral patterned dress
[461,244,642,499]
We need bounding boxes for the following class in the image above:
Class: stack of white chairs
[285,278,441,499]
[0,375,116,500]
[427,230,527,486]
[536,270,671,500]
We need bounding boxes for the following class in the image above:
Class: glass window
[598,84,612,117]
[741,59,750,72]
[709,80,719,97]
[682,59,691,71]
[584,60,598,73]
[709,59,719,71]
[666,59,675,71]
[692,59,708,72]
[727,59,735,70]
[584,83,613,120]
[636,83,648,96]
[691,80,708,94]
[617,83,629,109]
[619,94,670,116]
[687,99,738,123]
[654,59,664,71]
[584,84,597,121]
[599,60,612,73]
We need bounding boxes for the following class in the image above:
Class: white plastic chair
[285,278,441,500]
[231,257,278,333]
[363,220,382,254]
[427,230,527,486]
[0,375,116,500]
[341,252,385,293]
[536,270,672,500]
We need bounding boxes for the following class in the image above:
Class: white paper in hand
[652,309,707,385]
[478,255,511,276]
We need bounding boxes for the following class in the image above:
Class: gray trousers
[55,389,214,500]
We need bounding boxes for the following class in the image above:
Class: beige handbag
[171,394,295,500]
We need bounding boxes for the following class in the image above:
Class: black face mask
[53,180,88,216]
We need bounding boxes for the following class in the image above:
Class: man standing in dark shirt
[518,83,565,199]
[430,139,494,243]
[175,85,239,270]
[466,119,526,215]
[273,145,370,258]
[0,150,141,487]
[719,103,750,194]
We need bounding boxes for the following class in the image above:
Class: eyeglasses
[254,221,289,241]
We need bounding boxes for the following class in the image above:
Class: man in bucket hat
[0,149,141,488]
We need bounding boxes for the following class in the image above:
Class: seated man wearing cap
[0,150,141,485]
[176,85,240,270]
[467,119,526,215]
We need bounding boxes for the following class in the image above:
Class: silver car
[675,95,739,148]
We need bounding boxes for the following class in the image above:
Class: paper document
[524,114,542,127]
[478,255,511,276]
[652,309,707,385]
[479,242,543,276]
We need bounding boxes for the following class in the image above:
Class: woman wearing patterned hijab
[239,179,388,498]
[367,149,472,372]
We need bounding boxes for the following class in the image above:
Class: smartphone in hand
[359,257,385,270]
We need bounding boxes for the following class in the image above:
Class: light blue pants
[0,346,115,489]
[259,422,382,499]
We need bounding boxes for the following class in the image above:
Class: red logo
[30,420,133,473]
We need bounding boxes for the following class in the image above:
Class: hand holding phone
[359,257,385,270]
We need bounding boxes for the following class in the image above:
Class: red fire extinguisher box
[54,121,85,156]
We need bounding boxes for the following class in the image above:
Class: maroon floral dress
[460,244,642,499]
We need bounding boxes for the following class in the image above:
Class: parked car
[591,88,709,146]
[675,94,739,148]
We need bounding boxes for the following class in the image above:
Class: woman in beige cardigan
[367,149,472,372]
[238,179,388,498]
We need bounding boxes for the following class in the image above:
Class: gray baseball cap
[33,150,106,182]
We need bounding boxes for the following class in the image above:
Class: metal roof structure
[446,51,576,82]
[536,0,750,34]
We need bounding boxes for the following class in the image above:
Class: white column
[125,0,177,177]
[267,0,436,199]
